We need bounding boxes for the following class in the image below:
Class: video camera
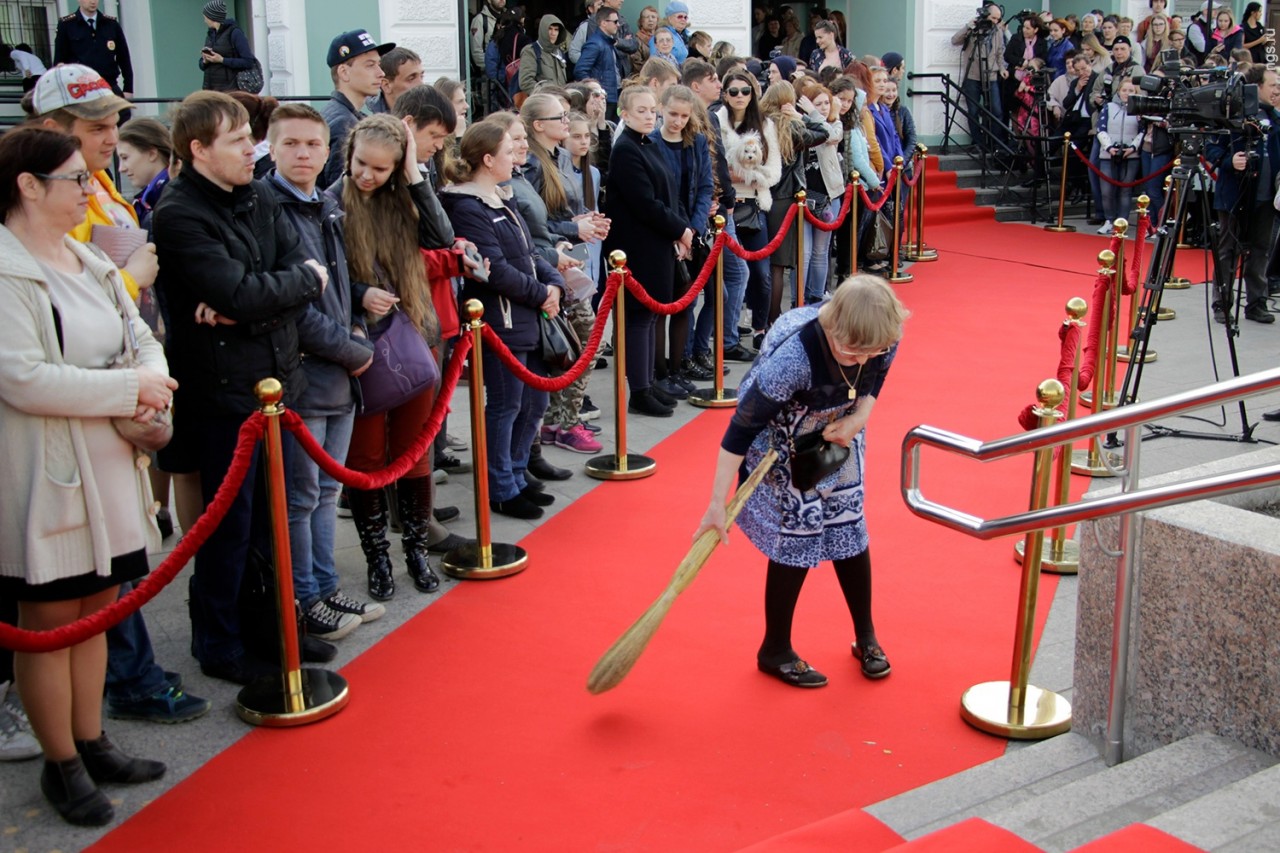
[970,3,1003,36]
[1128,49,1260,133]
[1028,66,1053,97]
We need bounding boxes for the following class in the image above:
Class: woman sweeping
[695,275,907,688]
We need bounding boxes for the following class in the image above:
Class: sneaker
[0,682,40,761]
[304,598,361,641]
[106,685,211,724]
[580,396,600,420]
[1096,220,1113,235]
[324,590,386,624]
[672,374,698,394]
[680,357,713,382]
[435,453,473,475]
[1245,304,1276,324]
[723,344,756,362]
[580,420,602,434]
[655,376,689,400]
[540,424,559,445]
[337,489,352,518]
[432,469,449,485]
[445,432,468,451]
[554,423,603,453]
[752,332,765,351]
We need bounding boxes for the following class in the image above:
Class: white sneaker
[432,469,448,485]
[445,432,468,451]
[1096,220,1113,235]
[304,599,361,641]
[324,590,386,624]
[0,681,40,762]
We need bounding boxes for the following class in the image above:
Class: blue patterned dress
[722,305,897,568]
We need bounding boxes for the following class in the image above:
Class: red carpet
[90,218,1104,852]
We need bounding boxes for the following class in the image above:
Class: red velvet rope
[0,414,266,652]
[1070,143,1174,188]
[802,184,857,232]
[620,231,725,315]
[1123,212,1150,296]
[284,334,473,491]
[1198,155,1219,182]
[479,274,620,392]
[725,202,799,261]
[857,167,899,212]
[901,157,925,189]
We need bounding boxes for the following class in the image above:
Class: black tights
[757,549,877,664]
[624,301,656,392]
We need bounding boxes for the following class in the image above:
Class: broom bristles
[587,450,778,694]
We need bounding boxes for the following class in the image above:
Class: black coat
[54,12,132,93]
[152,168,323,415]
[200,19,256,92]
[603,127,688,305]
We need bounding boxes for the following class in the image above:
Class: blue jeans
[1141,150,1172,222]
[482,348,549,502]
[1089,139,1105,218]
[105,585,169,703]
[287,410,354,608]
[803,196,840,302]
[737,208,771,333]
[961,77,1004,151]
[687,215,749,358]
[1100,156,1138,223]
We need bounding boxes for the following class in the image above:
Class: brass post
[690,216,738,408]
[236,379,349,727]
[887,156,913,283]
[1101,218,1127,411]
[586,252,657,480]
[961,380,1072,739]
[848,171,861,275]
[1072,251,1121,478]
[795,190,806,307]
[1045,132,1076,232]
[906,144,938,261]
[441,301,529,579]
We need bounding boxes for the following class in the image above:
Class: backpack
[512,41,541,107]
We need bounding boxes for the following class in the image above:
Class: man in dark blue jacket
[54,0,132,98]
[575,8,621,113]
[264,103,386,643]
[1207,65,1280,326]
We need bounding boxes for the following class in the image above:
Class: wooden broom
[587,449,778,694]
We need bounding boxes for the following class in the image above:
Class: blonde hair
[520,93,569,214]
[818,274,910,349]
[759,80,800,164]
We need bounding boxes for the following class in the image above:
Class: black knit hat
[203,1,228,23]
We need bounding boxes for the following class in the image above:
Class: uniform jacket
[54,11,132,93]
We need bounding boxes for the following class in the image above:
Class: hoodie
[519,14,568,94]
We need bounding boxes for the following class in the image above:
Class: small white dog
[727,131,772,211]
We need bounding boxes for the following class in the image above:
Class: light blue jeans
[802,196,841,303]
[687,214,751,358]
[287,410,355,608]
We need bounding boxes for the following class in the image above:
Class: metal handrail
[902,365,1280,536]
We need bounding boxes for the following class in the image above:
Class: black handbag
[866,209,894,262]
[540,311,582,376]
[733,197,762,234]
[789,430,850,491]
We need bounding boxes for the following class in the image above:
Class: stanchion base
[1117,346,1157,364]
[1164,278,1191,290]
[904,251,939,263]
[442,543,528,579]
[585,453,657,481]
[961,680,1072,740]
[688,386,739,408]
[1156,307,1175,320]
[1014,538,1080,575]
[1043,225,1076,233]
[1070,447,1122,478]
[888,271,915,283]
[1079,390,1123,409]
[237,669,349,727]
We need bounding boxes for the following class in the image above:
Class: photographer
[951,3,1009,153]
[1206,64,1280,324]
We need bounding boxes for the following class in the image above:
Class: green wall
[305,0,385,98]
[148,0,211,99]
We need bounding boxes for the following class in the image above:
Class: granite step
[1147,762,1280,852]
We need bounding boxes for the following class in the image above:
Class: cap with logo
[326,29,396,68]
[33,64,132,120]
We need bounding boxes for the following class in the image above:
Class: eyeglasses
[537,113,570,122]
[831,342,891,358]
[672,13,688,19]
[724,87,753,97]
[603,17,619,24]
[34,170,94,191]
[590,90,606,98]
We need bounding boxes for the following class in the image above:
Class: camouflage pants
[544,297,596,429]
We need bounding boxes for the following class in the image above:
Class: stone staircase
[931,150,1094,224]
[863,732,1280,851]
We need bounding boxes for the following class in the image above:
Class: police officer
[54,0,133,99]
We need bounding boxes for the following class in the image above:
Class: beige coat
[0,225,164,584]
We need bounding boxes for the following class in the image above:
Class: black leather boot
[398,477,440,593]
[349,487,395,601]
[41,755,114,826]
[74,732,165,784]
[527,440,572,480]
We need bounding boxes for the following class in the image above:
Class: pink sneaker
[554,423,602,454]
[539,425,559,445]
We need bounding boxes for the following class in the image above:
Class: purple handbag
[357,309,439,415]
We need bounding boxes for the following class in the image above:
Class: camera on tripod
[1028,67,1053,98]
[1128,49,1260,136]
[970,3,1001,35]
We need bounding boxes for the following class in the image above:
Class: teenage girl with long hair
[795,78,844,301]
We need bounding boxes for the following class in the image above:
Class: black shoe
[433,505,460,523]
[601,343,614,356]
[434,453,472,474]
[737,324,752,336]
[672,374,698,394]
[852,642,892,679]
[650,382,678,405]
[523,474,546,492]
[1214,306,1228,324]
[580,395,601,420]
[155,508,174,540]
[520,485,555,506]
[490,495,544,520]
[594,357,609,370]
[681,357,714,381]
[398,476,439,594]
[349,487,395,601]
[655,376,689,400]
[200,655,277,686]
[723,344,756,362]
[527,454,572,481]
[427,531,473,554]
[629,388,674,417]
[75,732,166,784]
[41,756,113,826]
[1245,304,1276,324]
[756,656,828,688]
[1263,409,1280,422]
[303,635,338,663]
[752,332,765,351]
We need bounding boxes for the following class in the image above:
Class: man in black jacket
[153,91,328,684]
[53,0,132,99]
[320,28,395,188]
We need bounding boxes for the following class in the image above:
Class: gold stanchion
[962,379,1073,740]
[1099,218,1126,411]
[905,144,938,262]
[442,301,529,579]
[1073,250,1123,477]
[1119,197,1157,364]
[237,379,349,727]
[847,171,860,275]
[887,156,913,283]
[1044,132,1077,233]
[1015,300,1085,574]
[690,216,738,409]
[587,252,658,480]
[794,190,806,307]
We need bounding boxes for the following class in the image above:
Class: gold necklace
[835,360,864,401]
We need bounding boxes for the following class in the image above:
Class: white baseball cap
[32,64,132,120]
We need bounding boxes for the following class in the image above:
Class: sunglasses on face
[725,87,752,97]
